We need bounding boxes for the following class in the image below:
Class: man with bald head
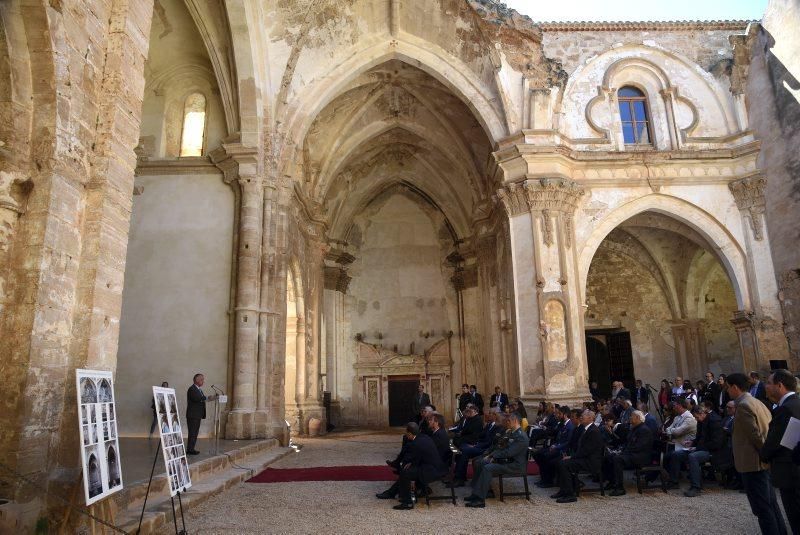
[552,409,604,503]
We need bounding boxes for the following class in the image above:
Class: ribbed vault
[303,59,493,241]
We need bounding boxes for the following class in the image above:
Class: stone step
[114,440,290,534]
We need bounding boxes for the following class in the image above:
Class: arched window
[179,93,206,157]
[617,87,651,145]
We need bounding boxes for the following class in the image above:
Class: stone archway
[284,261,306,435]
[583,210,743,386]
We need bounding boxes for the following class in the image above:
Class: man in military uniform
[464,411,529,508]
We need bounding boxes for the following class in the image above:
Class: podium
[213,394,227,455]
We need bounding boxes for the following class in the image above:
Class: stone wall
[116,171,233,437]
[747,0,800,362]
[0,0,154,528]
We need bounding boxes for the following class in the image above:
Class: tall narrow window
[179,93,206,157]
[617,86,651,145]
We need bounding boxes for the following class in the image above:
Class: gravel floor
[168,430,767,534]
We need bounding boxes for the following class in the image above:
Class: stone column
[670,319,708,380]
[211,141,263,438]
[497,178,591,405]
[728,175,790,372]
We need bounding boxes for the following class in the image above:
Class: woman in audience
[658,379,671,409]
[515,398,530,431]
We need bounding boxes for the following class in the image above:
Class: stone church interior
[0,0,798,531]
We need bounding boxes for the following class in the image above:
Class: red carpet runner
[248,462,539,483]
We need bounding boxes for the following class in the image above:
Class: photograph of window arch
[153,385,193,496]
[75,369,124,505]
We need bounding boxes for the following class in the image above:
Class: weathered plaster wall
[586,244,676,386]
[703,265,742,372]
[747,0,800,361]
[346,194,454,355]
[116,172,233,437]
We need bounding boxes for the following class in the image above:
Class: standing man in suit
[727,373,787,535]
[762,369,800,535]
[411,383,431,422]
[469,385,484,413]
[458,384,471,413]
[186,373,215,455]
[703,371,721,412]
[489,386,508,411]
[750,371,770,407]
[633,380,649,408]
[552,410,604,503]
[605,410,654,496]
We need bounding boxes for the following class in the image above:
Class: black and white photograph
[76,369,124,506]
[153,385,193,496]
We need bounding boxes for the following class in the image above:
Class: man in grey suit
[762,369,800,535]
[727,373,787,535]
[411,383,431,422]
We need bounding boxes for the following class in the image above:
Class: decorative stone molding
[538,20,751,32]
[496,178,585,218]
[323,265,352,293]
[523,178,585,214]
[729,175,766,240]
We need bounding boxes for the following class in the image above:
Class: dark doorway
[586,337,611,398]
[585,331,635,396]
[388,378,419,426]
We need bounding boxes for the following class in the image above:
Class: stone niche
[354,339,453,427]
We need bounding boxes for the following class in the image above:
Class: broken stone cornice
[537,20,754,32]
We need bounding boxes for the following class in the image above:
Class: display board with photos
[76,369,123,505]
[152,386,192,496]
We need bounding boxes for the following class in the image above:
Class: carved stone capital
[523,178,585,214]
[324,265,351,294]
[495,182,528,216]
[729,175,766,240]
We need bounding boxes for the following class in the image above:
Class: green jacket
[489,426,529,472]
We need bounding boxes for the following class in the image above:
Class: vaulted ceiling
[304,60,493,242]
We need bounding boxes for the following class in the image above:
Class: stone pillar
[497,178,591,405]
[295,316,307,402]
[670,319,708,380]
[211,141,263,438]
[728,175,790,371]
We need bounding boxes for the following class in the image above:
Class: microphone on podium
[210,384,226,395]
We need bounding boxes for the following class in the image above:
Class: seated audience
[448,410,505,487]
[464,412,530,508]
[550,409,604,503]
[637,401,659,436]
[532,405,574,488]
[379,422,447,510]
[604,410,654,496]
[428,412,452,465]
[528,402,557,444]
[448,404,482,447]
[665,404,724,496]
[662,399,697,489]
[386,405,434,470]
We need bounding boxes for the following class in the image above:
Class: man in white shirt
[662,398,697,489]
[672,376,685,397]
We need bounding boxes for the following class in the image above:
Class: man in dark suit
[633,380,649,408]
[703,371,721,412]
[186,373,214,455]
[761,369,800,534]
[391,422,446,510]
[469,385,484,413]
[489,386,509,411]
[678,405,725,496]
[605,410,654,496]
[449,404,483,447]
[458,384,471,413]
[429,413,452,465]
[533,405,574,488]
[449,410,505,487]
[411,384,431,422]
[749,371,769,407]
[552,409,605,503]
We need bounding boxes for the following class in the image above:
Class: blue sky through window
[500,0,767,22]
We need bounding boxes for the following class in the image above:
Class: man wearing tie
[469,385,484,413]
[633,379,649,408]
[186,373,215,455]
[489,386,508,411]
[411,384,431,422]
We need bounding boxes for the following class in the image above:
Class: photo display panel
[152,386,192,496]
[76,369,123,505]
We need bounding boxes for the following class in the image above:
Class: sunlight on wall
[179,93,206,157]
